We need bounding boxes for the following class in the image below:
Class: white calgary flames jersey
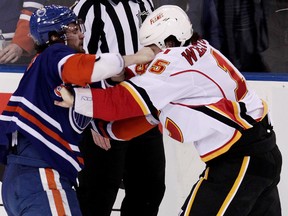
[128,40,267,161]
[80,39,268,162]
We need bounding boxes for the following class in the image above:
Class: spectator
[0,0,45,64]
[0,5,154,215]
[261,0,288,72]
[57,5,282,216]
[185,0,271,72]
[73,1,166,215]
[214,0,270,72]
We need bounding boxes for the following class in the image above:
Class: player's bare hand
[0,43,23,63]
[54,86,74,108]
[135,46,155,63]
[91,129,111,150]
[123,47,155,67]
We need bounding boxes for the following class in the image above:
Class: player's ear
[48,31,63,43]
[50,35,59,42]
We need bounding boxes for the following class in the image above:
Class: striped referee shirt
[73,0,154,55]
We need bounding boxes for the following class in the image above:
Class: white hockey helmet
[139,5,193,49]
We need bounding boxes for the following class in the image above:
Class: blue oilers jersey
[0,43,91,183]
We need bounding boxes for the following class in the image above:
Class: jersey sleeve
[73,79,158,121]
[92,115,158,141]
[60,52,124,87]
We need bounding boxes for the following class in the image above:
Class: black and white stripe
[73,0,154,55]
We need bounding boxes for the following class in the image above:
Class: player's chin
[78,46,85,53]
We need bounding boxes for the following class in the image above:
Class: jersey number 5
[149,59,170,74]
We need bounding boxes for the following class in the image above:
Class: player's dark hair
[190,32,202,45]
[34,31,66,53]
[164,35,181,47]
[164,32,202,48]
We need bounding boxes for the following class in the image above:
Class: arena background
[0,0,287,215]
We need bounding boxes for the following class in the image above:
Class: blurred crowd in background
[0,0,287,73]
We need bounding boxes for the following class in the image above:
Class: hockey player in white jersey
[56,5,282,216]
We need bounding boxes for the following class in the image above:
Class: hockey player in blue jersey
[0,5,154,215]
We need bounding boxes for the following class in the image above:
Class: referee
[73,1,166,216]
